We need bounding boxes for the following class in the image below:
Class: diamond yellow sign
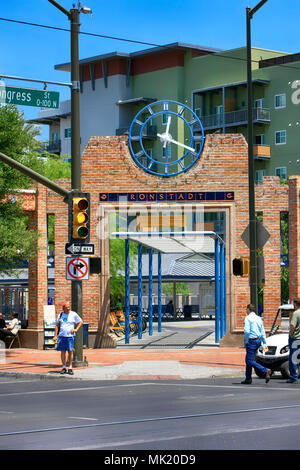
[241,219,270,250]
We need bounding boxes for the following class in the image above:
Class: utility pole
[246,0,268,312]
[49,0,92,366]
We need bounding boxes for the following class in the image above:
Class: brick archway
[19,134,292,348]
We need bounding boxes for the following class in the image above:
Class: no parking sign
[66,257,90,281]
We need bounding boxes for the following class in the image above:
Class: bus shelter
[112,231,226,344]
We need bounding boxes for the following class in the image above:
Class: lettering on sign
[99,192,235,202]
[0,82,59,109]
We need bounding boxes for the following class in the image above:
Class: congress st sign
[0,82,59,109]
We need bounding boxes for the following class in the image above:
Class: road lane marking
[0,381,299,397]
[68,417,99,421]
[1,403,300,437]
[0,383,151,397]
[63,421,300,450]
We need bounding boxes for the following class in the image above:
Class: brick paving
[0,347,245,378]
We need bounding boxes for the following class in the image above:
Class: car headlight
[280,345,289,354]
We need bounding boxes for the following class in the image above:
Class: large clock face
[128,100,205,177]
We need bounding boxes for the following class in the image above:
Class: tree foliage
[110,239,137,309]
[0,104,70,274]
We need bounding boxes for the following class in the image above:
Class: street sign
[0,82,59,109]
[66,257,90,281]
[65,243,94,256]
[241,219,270,250]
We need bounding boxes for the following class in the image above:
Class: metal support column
[125,239,130,344]
[224,247,227,334]
[247,6,258,311]
[220,242,225,339]
[158,251,162,333]
[138,244,143,339]
[148,248,153,336]
[215,238,220,343]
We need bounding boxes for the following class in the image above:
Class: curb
[0,368,245,381]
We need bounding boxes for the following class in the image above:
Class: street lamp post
[49,0,91,366]
[246,0,268,311]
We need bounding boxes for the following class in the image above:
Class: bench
[5,332,21,349]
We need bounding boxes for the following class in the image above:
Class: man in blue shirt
[241,303,271,385]
[53,301,83,376]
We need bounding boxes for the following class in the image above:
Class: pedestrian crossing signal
[233,257,249,277]
[68,192,90,243]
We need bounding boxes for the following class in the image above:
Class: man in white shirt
[53,301,83,375]
[241,303,271,384]
[0,313,20,342]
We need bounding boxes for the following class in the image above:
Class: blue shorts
[57,336,75,351]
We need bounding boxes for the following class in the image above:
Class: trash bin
[183,305,192,319]
[82,322,89,348]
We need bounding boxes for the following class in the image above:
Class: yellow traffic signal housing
[68,192,90,243]
[241,257,250,277]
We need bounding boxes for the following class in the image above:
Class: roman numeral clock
[128,100,205,177]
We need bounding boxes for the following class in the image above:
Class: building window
[275,94,286,109]
[215,105,224,115]
[275,167,287,180]
[255,98,264,109]
[64,128,71,138]
[255,134,265,145]
[275,130,286,145]
[195,143,202,153]
[162,145,171,159]
[51,132,60,141]
[162,103,170,125]
[255,169,266,185]
[195,108,201,118]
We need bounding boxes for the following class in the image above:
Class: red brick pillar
[262,211,282,330]
[27,184,48,346]
[257,177,288,330]
[289,176,300,300]
[94,204,116,348]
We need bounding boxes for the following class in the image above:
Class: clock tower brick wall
[22,134,292,348]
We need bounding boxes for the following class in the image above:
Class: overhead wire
[1,16,300,73]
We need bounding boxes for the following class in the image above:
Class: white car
[255,304,297,379]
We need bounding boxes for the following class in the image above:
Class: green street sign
[0,83,59,109]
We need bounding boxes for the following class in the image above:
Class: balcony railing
[116,125,158,140]
[197,108,270,130]
[253,144,271,160]
[39,140,61,154]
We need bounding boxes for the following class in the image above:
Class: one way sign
[65,243,94,255]
[66,257,90,281]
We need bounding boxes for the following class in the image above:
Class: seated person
[0,312,6,329]
[0,313,20,342]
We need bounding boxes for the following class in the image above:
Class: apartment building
[30,42,300,182]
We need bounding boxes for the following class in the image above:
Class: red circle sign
[67,258,89,279]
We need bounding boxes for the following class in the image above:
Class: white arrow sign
[65,243,94,255]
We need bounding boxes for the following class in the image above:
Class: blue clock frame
[128,100,205,177]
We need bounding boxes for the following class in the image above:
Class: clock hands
[157,132,196,153]
[163,115,171,148]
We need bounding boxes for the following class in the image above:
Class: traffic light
[68,192,90,243]
[233,257,249,277]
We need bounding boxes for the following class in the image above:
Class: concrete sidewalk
[0,344,245,381]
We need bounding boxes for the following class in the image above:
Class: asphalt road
[0,374,300,452]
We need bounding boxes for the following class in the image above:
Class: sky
[0,0,299,139]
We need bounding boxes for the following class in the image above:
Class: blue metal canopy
[111,231,226,345]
